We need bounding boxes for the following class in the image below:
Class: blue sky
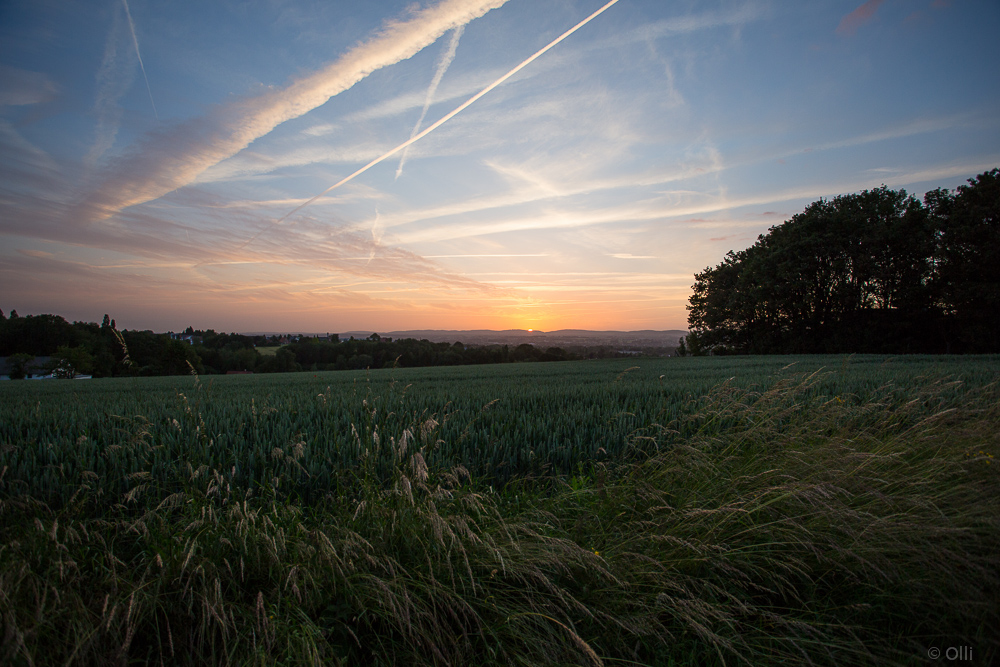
[1,0,998,333]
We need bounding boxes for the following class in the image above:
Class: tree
[688,247,761,353]
[688,184,942,354]
[928,169,1000,351]
[271,347,300,373]
[0,313,81,356]
[7,352,33,379]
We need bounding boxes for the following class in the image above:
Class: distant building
[0,355,51,380]
[165,332,202,345]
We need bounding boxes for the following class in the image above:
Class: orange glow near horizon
[2,254,694,332]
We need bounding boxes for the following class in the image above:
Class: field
[2,355,999,665]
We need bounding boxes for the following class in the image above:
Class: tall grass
[1,372,998,665]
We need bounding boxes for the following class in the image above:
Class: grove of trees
[686,169,1000,354]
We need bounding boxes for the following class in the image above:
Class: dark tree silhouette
[688,170,1000,354]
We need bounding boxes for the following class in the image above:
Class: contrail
[247,0,620,248]
[76,0,509,223]
[396,25,465,180]
[121,0,158,119]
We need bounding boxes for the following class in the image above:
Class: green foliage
[49,344,95,378]
[6,352,34,379]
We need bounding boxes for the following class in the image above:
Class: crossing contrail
[396,25,465,180]
[75,0,509,224]
[244,0,620,249]
[121,0,158,119]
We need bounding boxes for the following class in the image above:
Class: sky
[1,0,998,334]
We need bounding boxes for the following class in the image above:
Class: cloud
[17,249,54,259]
[837,0,885,36]
[284,109,993,249]
[203,77,625,185]
[87,3,138,165]
[0,65,58,106]
[424,253,549,258]
[637,3,765,39]
[390,158,1000,244]
[73,0,511,223]
[1,164,506,299]
[0,120,64,200]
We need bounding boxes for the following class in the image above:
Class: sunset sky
[1,0,998,334]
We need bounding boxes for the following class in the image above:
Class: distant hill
[335,329,688,348]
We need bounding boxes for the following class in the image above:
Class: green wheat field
[2,355,998,665]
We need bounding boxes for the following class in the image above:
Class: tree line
[0,313,637,378]
[684,169,1000,354]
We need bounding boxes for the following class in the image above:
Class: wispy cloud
[340,67,500,124]
[381,110,998,233]
[837,0,885,36]
[424,253,549,258]
[642,3,764,37]
[87,4,137,165]
[367,209,383,265]
[0,65,57,106]
[390,157,1000,244]
[74,0,512,222]
[801,111,992,154]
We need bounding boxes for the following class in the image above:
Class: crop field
[2,355,999,665]
[3,355,997,501]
